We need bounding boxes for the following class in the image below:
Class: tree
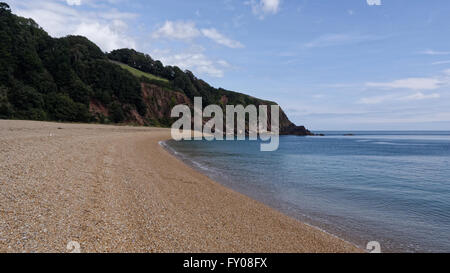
[109,102,125,123]
[0,85,13,118]
[45,93,89,122]
[8,83,44,111]
[0,6,294,131]
[0,2,11,14]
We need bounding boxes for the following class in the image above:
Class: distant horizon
[306,123,450,131]
[311,130,450,132]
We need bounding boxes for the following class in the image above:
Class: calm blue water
[164,132,450,252]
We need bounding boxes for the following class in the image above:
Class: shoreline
[0,120,362,253]
[159,139,363,252]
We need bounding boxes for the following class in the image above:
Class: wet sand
[0,120,361,253]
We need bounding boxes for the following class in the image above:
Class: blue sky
[8,0,450,130]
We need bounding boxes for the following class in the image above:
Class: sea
[162,131,450,252]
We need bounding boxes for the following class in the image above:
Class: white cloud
[10,0,136,52]
[260,0,281,13]
[152,20,201,41]
[358,92,441,104]
[432,60,450,65]
[66,0,81,6]
[11,0,239,77]
[152,21,244,49]
[152,48,228,78]
[359,70,450,104]
[401,92,440,101]
[247,0,281,19]
[366,78,443,90]
[74,21,136,52]
[420,49,450,55]
[201,28,244,48]
[358,94,394,105]
[305,33,383,48]
[366,0,381,6]
[217,60,231,68]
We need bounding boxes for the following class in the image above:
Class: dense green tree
[0,5,147,123]
[45,92,89,122]
[0,3,302,133]
[109,102,125,123]
[0,85,13,118]
[8,82,44,110]
[0,2,10,14]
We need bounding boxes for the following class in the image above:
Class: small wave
[159,140,181,155]
[373,141,398,145]
[372,141,429,146]
[160,140,218,174]
[191,160,212,171]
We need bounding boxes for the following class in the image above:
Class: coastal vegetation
[0,2,310,134]
[109,60,169,85]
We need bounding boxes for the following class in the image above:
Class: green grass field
[110,60,169,83]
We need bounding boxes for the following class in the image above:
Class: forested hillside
[0,3,144,123]
[0,3,311,135]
